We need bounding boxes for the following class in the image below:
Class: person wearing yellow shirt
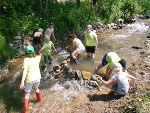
[40,35,57,67]
[84,25,98,58]
[96,52,127,79]
[19,45,42,113]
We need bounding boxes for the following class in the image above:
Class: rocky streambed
[0,18,150,113]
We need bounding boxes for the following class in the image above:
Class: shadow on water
[87,93,124,102]
[0,82,24,112]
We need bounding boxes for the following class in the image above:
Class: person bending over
[69,33,85,65]
[96,52,127,79]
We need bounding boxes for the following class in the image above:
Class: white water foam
[111,34,127,39]
[127,23,149,34]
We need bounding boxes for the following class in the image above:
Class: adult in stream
[19,45,42,113]
[84,25,98,58]
[69,33,85,65]
[96,52,127,79]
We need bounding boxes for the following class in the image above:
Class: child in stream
[40,35,57,67]
[20,45,42,113]
[95,63,136,96]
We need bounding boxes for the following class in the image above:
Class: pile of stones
[44,58,102,90]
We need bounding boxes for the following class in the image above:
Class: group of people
[20,23,136,113]
[20,22,57,113]
[69,24,98,65]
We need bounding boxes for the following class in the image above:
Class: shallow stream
[0,19,149,113]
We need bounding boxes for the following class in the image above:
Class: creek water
[0,19,149,113]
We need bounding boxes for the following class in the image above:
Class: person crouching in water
[69,33,85,65]
[20,45,42,113]
[40,35,57,67]
[96,63,136,96]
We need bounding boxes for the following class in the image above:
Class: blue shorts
[102,52,108,66]
[24,80,40,93]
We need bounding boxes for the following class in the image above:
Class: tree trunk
[76,0,80,7]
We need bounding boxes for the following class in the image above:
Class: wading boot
[22,99,29,113]
[36,92,42,102]
[74,58,80,65]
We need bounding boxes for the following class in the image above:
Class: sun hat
[25,45,35,55]
[87,25,92,29]
[38,28,43,32]
[113,63,123,72]
[45,35,50,40]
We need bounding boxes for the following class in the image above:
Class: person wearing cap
[34,28,44,37]
[44,22,56,41]
[69,33,85,65]
[33,28,44,53]
[40,35,57,67]
[96,63,136,96]
[84,24,98,58]
[19,45,42,113]
[96,52,127,79]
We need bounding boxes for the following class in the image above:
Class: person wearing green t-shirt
[40,35,56,67]
[84,25,98,58]
[96,52,127,79]
[19,45,42,113]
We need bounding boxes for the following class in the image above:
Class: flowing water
[0,19,149,112]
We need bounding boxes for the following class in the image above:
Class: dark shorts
[112,83,118,92]
[102,52,108,66]
[86,46,95,53]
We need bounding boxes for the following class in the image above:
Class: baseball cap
[45,35,50,40]
[25,45,35,55]
[87,25,92,29]
[38,28,43,32]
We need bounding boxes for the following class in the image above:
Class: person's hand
[19,82,25,90]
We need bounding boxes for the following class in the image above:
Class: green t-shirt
[23,55,41,83]
[42,41,54,56]
[85,31,97,46]
[106,52,121,68]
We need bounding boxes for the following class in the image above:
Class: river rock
[131,46,142,49]
[89,80,99,87]
[81,71,92,80]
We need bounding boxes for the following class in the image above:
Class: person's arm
[106,65,112,79]
[19,60,28,90]
[97,77,115,88]
[39,47,44,53]
[52,45,57,52]
[95,34,98,51]
[72,40,76,51]
[127,74,136,86]
[52,30,56,41]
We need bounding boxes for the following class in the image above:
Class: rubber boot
[74,58,80,65]
[36,92,42,102]
[22,99,29,113]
